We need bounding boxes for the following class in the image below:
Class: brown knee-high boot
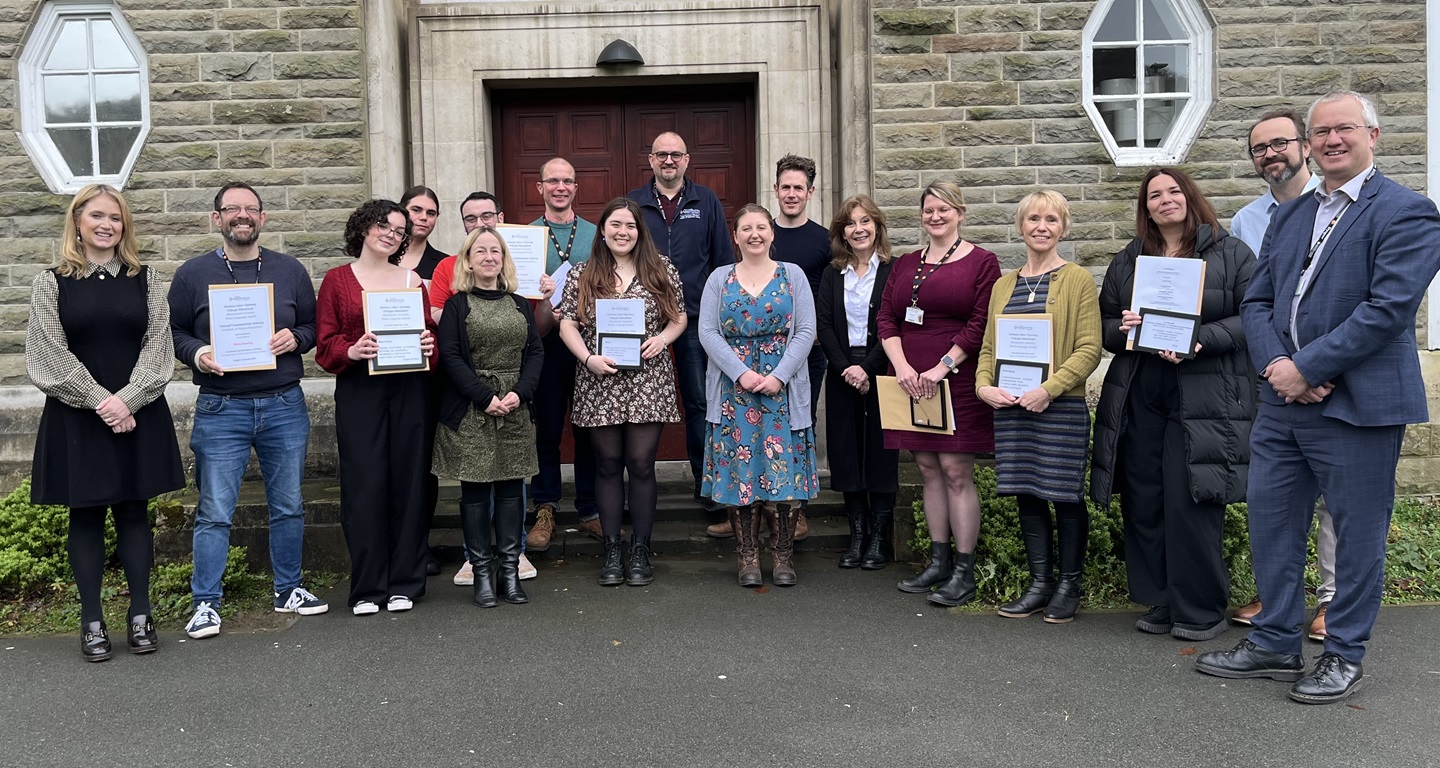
[730,504,762,587]
[767,502,798,587]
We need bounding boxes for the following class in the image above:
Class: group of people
[26,91,1437,707]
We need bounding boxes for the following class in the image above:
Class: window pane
[1143,98,1188,147]
[94,73,141,122]
[91,19,138,70]
[1143,0,1187,40]
[48,127,93,176]
[43,20,88,71]
[1094,0,1137,42]
[43,74,91,123]
[1143,45,1189,94]
[98,126,140,175]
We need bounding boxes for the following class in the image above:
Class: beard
[221,219,260,246]
[1260,157,1302,187]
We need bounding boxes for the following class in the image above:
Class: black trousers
[1118,358,1228,627]
[335,370,432,606]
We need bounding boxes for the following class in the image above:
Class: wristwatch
[940,354,961,373]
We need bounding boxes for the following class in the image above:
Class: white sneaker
[352,600,380,616]
[453,561,474,586]
[386,596,413,612]
[185,601,221,639]
[518,553,538,580]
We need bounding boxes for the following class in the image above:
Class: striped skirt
[993,395,1089,503]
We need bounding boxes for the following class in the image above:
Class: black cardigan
[816,259,893,377]
[436,289,544,431]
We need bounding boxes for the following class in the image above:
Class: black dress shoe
[81,620,111,663]
[128,614,159,655]
[1135,605,1172,634]
[1195,639,1304,681]
[1289,653,1363,704]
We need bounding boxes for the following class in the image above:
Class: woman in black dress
[815,195,899,569]
[26,184,184,662]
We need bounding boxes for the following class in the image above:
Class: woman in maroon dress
[879,180,1001,607]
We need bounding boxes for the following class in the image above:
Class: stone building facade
[0,0,1437,491]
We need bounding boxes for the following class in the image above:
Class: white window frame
[1080,0,1213,166]
[17,1,150,194]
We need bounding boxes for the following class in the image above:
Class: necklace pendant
[1027,290,1036,303]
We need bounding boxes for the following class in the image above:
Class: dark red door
[492,83,757,462]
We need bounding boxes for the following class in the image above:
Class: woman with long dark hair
[816,195,899,569]
[558,198,685,587]
[1091,167,1256,641]
[316,199,438,615]
[27,184,184,661]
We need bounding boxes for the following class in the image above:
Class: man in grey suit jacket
[1197,91,1440,704]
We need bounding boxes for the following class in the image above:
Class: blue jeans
[190,386,310,606]
[672,320,709,489]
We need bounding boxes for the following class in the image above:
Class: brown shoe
[732,505,762,587]
[766,502,798,586]
[1231,599,1262,626]
[706,519,734,538]
[526,504,556,551]
[576,517,604,541]
[1307,602,1329,642]
[793,508,809,542]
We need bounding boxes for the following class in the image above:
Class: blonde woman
[27,184,184,661]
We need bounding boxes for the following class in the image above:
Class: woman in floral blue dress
[699,204,818,588]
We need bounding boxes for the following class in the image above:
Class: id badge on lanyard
[905,305,925,325]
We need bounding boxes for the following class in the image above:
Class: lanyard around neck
[1299,167,1376,283]
[219,248,261,284]
[544,219,577,263]
[910,238,962,307]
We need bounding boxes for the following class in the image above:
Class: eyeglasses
[650,151,687,162]
[541,178,577,187]
[1308,124,1366,141]
[1247,137,1300,158]
[218,205,262,216]
[462,212,499,226]
[374,224,406,238]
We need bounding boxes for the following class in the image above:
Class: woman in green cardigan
[975,190,1102,623]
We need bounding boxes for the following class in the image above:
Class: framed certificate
[496,223,547,299]
[909,379,953,431]
[208,283,277,372]
[996,361,1049,399]
[362,288,429,374]
[598,333,644,371]
[1133,306,1201,358]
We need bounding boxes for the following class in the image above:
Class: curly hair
[343,198,410,264]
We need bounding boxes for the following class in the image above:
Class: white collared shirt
[842,253,880,347]
[1290,165,1374,346]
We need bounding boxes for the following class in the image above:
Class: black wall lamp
[596,39,644,66]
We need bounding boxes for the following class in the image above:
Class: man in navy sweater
[627,132,733,511]
[168,182,325,639]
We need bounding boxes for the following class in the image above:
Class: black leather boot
[898,542,952,593]
[494,494,528,604]
[81,620,111,662]
[998,510,1056,618]
[460,501,497,608]
[599,536,625,586]
[626,536,653,586]
[838,493,867,569]
[1044,514,1088,624]
[861,494,894,570]
[928,550,977,607]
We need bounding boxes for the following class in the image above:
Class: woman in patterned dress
[976,190,1101,623]
[559,198,685,587]
[699,204,818,588]
[434,226,543,608]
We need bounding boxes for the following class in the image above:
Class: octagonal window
[17,2,150,194]
[1082,0,1213,165]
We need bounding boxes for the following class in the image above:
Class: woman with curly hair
[316,199,438,615]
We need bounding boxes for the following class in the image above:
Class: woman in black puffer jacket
[1091,167,1256,643]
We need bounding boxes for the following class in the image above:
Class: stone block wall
[0,0,370,386]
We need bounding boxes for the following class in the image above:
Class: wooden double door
[492,83,757,463]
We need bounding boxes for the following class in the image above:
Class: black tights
[1016,494,1086,524]
[590,423,663,538]
[68,501,152,624]
[460,478,524,506]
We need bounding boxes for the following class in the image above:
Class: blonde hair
[919,180,967,215]
[58,184,141,278]
[1014,189,1072,240]
[452,226,518,294]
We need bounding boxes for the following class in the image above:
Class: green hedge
[908,466,1440,609]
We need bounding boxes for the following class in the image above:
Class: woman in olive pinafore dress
[26,185,184,662]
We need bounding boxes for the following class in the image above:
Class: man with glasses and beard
[1226,111,1332,642]
[169,182,326,640]
[627,132,732,514]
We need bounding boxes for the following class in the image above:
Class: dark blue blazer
[1240,171,1440,427]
